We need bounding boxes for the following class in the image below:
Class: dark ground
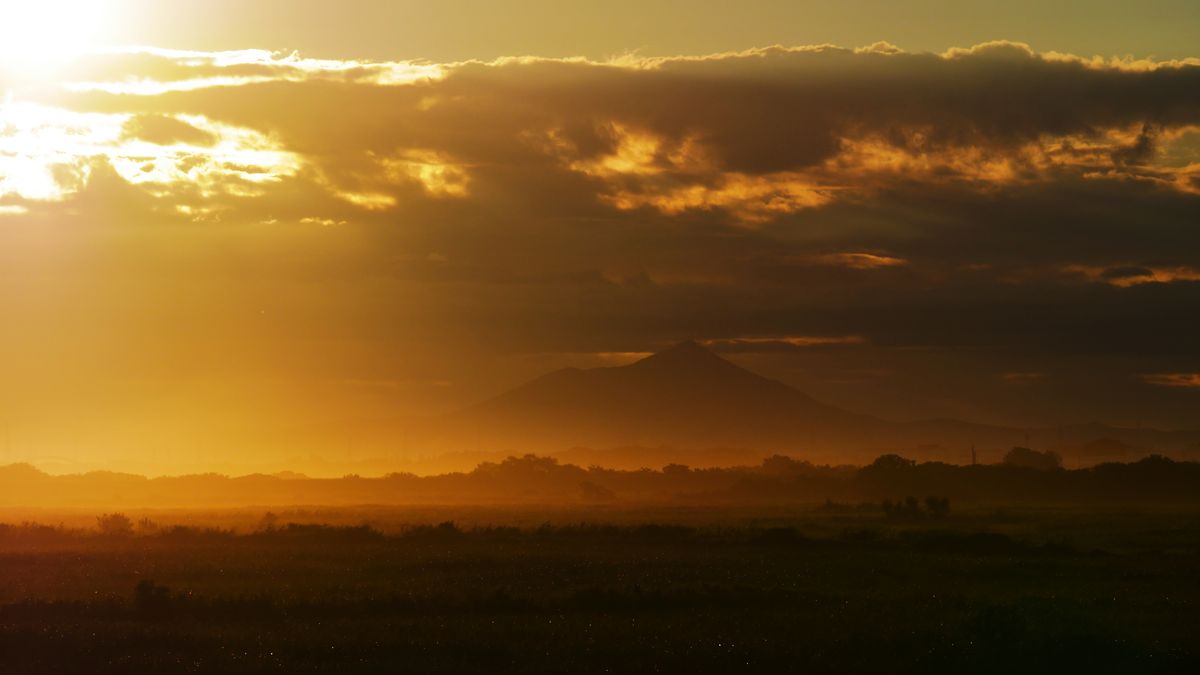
[0,506,1197,674]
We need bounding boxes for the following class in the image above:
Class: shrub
[134,580,172,618]
[96,513,134,537]
[1002,447,1062,470]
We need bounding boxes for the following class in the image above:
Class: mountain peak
[627,340,740,374]
[455,336,874,455]
[656,339,713,357]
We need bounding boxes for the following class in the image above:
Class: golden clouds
[0,102,118,201]
[5,41,1200,226]
[0,100,298,210]
[705,335,868,350]
[382,150,471,198]
[562,124,665,177]
[1065,264,1200,287]
[313,149,471,211]
[331,190,397,210]
[1141,373,1200,388]
[59,47,444,95]
[603,172,833,224]
[3,39,1200,462]
[813,253,908,269]
[548,123,830,223]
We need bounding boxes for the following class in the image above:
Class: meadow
[1,505,1196,674]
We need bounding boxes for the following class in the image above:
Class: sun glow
[0,0,111,78]
[0,100,300,206]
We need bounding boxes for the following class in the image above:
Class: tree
[924,496,951,518]
[258,511,280,531]
[761,454,809,477]
[866,454,917,472]
[883,496,925,519]
[96,512,134,537]
[1002,447,1062,470]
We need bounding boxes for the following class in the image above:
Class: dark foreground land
[1,506,1198,674]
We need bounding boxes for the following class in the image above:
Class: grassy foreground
[0,506,1197,674]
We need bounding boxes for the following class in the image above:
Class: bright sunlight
[0,0,111,77]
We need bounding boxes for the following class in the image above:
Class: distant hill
[415,341,1200,465]
[247,341,1200,469]
[3,454,1200,509]
[438,341,876,455]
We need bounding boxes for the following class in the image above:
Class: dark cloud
[121,114,217,146]
[3,41,1200,447]
[1102,265,1155,280]
[50,43,1200,180]
[1111,123,1159,166]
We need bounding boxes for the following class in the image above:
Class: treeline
[0,519,1080,561]
[0,452,1197,507]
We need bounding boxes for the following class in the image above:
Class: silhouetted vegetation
[1002,446,1064,470]
[2,454,1198,672]
[95,512,133,537]
[2,453,1199,509]
[0,507,1196,673]
[133,579,173,619]
[882,495,950,519]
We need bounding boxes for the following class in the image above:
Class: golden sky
[1,1,1199,473]
[35,1,1200,62]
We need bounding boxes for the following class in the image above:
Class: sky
[96,1,1200,63]
[1,1,1199,472]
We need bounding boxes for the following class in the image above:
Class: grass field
[0,505,1197,673]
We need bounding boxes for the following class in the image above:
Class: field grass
[0,506,1197,673]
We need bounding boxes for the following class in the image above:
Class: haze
[1,1,1199,475]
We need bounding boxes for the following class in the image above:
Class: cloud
[1141,373,1200,388]
[1102,265,1157,280]
[58,46,444,94]
[121,114,216,146]
[2,41,1200,433]
[812,253,908,269]
[0,100,299,209]
[9,40,1190,226]
[1066,264,1200,287]
[704,336,868,353]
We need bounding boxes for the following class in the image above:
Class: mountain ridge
[424,341,1200,464]
[236,342,1200,470]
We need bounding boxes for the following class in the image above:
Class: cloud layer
[2,41,1199,462]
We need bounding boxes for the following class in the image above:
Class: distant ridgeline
[268,342,1200,467]
[0,453,1198,508]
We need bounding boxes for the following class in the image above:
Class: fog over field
[3,1,1200,673]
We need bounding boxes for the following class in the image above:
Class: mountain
[421,341,1200,465]
[427,341,881,460]
[248,341,1199,470]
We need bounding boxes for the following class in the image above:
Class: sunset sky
[2,1,1199,471]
